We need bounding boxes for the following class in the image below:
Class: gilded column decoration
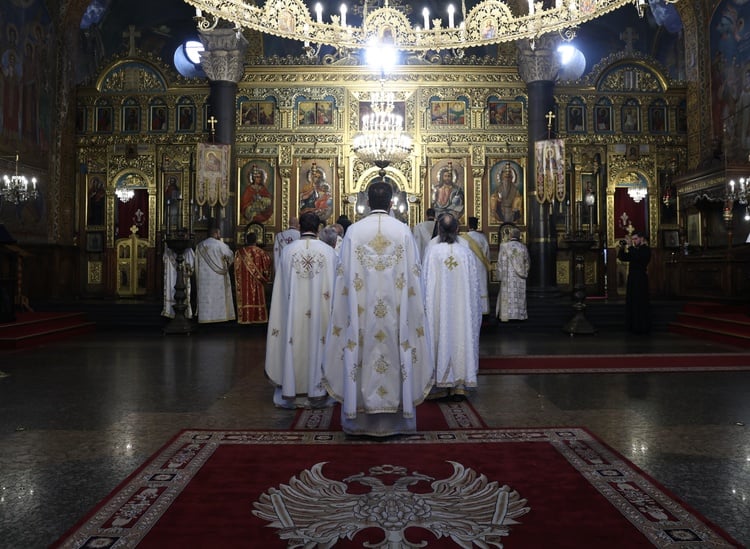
[198,27,248,83]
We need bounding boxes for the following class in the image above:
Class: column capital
[198,27,248,83]
[517,36,560,84]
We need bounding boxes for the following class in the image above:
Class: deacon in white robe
[265,213,337,409]
[273,217,300,271]
[322,182,434,437]
[412,208,436,261]
[422,213,482,398]
[195,228,236,323]
[425,229,490,319]
[465,217,491,315]
[496,228,530,322]
[162,246,195,319]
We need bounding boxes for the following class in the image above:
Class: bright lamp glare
[185,40,204,64]
[557,44,575,65]
[366,43,397,72]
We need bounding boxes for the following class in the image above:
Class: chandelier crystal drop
[1,153,38,204]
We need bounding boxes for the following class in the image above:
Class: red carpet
[0,312,95,349]
[53,428,740,548]
[291,399,488,430]
[479,353,750,374]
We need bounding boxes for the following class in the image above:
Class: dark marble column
[197,26,248,232]
[518,37,560,298]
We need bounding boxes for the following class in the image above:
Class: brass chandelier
[187,0,676,54]
[352,81,413,176]
[1,153,38,205]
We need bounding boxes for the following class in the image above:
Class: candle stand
[163,229,195,335]
[562,232,597,335]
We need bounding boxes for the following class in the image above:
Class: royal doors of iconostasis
[82,169,158,298]
[607,169,654,298]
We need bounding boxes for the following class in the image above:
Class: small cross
[545,110,555,138]
[207,115,218,140]
[123,25,141,57]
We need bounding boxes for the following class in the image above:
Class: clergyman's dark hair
[367,181,393,211]
[299,211,320,233]
[437,213,459,244]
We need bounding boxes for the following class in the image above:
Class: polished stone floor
[1,319,749,548]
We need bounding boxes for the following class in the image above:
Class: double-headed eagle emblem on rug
[252,461,530,547]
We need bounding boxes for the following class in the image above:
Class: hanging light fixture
[352,79,412,179]
[1,153,38,204]
[627,185,647,203]
[115,174,142,203]
[189,0,674,57]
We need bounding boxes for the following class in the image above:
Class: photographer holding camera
[617,231,651,334]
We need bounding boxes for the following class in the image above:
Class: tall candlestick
[167,199,172,236]
[340,4,347,26]
[423,8,430,30]
[315,2,323,23]
[447,4,455,28]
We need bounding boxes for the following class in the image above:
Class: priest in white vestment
[266,212,336,409]
[465,216,491,315]
[412,207,436,260]
[422,213,482,398]
[162,246,194,319]
[496,227,530,322]
[195,227,236,323]
[322,182,434,436]
[273,217,300,272]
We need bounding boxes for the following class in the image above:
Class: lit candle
[447,4,455,28]
[189,199,193,234]
[340,4,347,26]
[195,7,202,17]
[167,199,172,235]
[315,2,323,23]
[423,7,430,30]
[528,0,534,14]
[730,180,736,192]
[556,0,562,7]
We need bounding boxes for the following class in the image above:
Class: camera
[619,239,627,246]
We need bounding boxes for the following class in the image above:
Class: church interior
[1,0,749,546]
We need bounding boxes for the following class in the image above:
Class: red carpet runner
[479,353,750,374]
[53,428,740,548]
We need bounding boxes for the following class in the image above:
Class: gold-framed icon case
[487,158,525,227]
[429,99,468,126]
[295,158,336,225]
[86,173,107,227]
[428,158,468,222]
[237,158,276,226]
[162,171,184,231]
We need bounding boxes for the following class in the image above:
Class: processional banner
[196,143,230,208]
[534,139,565,204]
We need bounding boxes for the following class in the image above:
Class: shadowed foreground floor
[1,316,748,547]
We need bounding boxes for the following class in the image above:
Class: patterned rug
[52,428,740,548]
[291,399,487,430]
